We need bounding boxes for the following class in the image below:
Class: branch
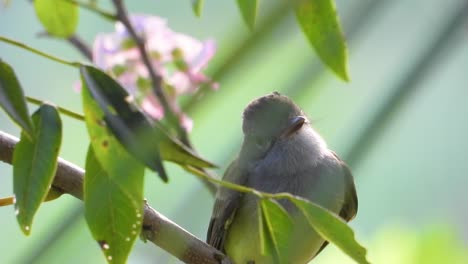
[0,130,230,264]
[110,0,217,193]
[111,0,172,127]
[67,35,93,61]
[36,32,93,61]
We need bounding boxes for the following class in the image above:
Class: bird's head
[240,92,308,160]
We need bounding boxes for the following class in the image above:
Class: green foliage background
[0,0,467,263]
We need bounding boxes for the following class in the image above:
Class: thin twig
[26,96,85,121]
[66,0,117,21]
[0,130,230,264]
[111,0,172,126]
[110,0,216,191]
[111,0,193,146]
[36,32,93,61]
[67,35,93,61]
[0,36,81,67]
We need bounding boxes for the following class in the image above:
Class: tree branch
[0,130,230,264]
[111,0,173,129]
[67,35,93,61]
[110,0,217,193]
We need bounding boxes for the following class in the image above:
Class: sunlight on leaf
[80,65,168,181]
[236,0,258,30]
[294,0,349,81]
[191,0,205,17]
[34,0,79,38]
[84,147,144,264]
[260,199,294,262]
[292,197,369,264]
[80,66,216,182]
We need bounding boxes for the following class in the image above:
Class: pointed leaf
[80,65,168,182]
[84,146,144,264]
[292,197,369,264]
[34,0,79,38]
[237,0,258,30]
[294,0,349,81]
[80,65,216,181]
[158,129,216,169]
[191,0,205,17]
[260,199,294,262]
[0,60,34,139]
[13,104,62,235]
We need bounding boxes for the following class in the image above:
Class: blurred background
[1,0,468,263]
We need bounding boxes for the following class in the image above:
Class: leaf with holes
[292,197,369,264]
[294,0,349,81]
[34,0,79,38]
[84,146,144,263]
[13,104,62,235]
[236,0,258,30]
[0,60,34,139]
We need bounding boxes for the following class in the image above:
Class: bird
[206,92,358,264]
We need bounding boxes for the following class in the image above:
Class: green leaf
[257,201,269,256]
[34,0,79,38]
[294,0,349,81]
[80,65,216,181]
[84,146,144,264]
[0,60,34,139]
[13,104,62,235]
[158,129,216,169]
[80,65,168,182]
[292,197,369,264]
[191,0,205,17]
[236,0,258,30]
[260,199,294,262]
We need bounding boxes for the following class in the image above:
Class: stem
[26,96,85,121]
[184,165,296,200]
[66,0,117,21]
[0,36,81,68]
[110,0,191,145]
[111,1,169,117]
[0,196,14,206]
[36,32,93,61]
[67,35,93,61]
[110,0,216,191]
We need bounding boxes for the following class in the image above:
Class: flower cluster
[91,14,217,132]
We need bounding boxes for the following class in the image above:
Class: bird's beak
[281,116,306,138]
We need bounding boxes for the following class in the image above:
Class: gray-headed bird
[207,92,358,264]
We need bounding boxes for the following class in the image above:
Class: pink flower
[91,14,218,132]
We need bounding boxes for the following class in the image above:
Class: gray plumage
[207,92,358,263]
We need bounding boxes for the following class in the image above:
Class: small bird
[206,92,358,264]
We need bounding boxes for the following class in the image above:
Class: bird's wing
[206,159,248,251]
[314,152,358,256]
[333,152,358,222]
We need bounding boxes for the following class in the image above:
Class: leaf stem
[26,96,85,121]
[67,35,93,61]
[0,36,81,68]
[184,165,296,200]
[0,196,15,206]
[65,0,117,21]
